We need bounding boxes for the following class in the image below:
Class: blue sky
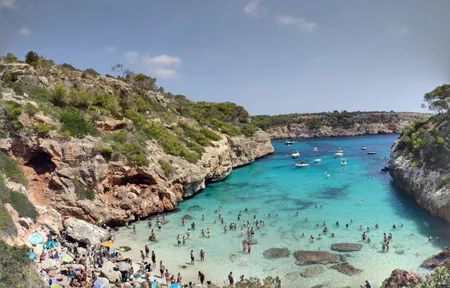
[1,0,449,115]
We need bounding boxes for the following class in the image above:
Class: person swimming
[207,228,211,238]
[331,232,335,237]
[375,223,379,229]
[336,221,339,226]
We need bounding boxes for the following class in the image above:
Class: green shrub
[84,68,100,76]
[60,63,77,71]
[179,122,212,147]
[2,72,14,84]
[5,52,18,63]
[200,127,221,141]
[411,262,450,287]
[241,123,258,137]
[60,108,99,138]
[73,180,95,200]
[51,83,68,107]
[0,176,37,220]
[0,152,27,185]
[0,204,16,236]
[105,131,149,166]
[35,123,52,137]
[4,101,22,120]
[158,159,172,176]
[24,51,39,66]
[22,85,53,103]
[24,103,38,116]
[92,92,121,116]
[0,240,45,288]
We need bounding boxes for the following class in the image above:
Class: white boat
[341,159,347,165]
[291,151,300,158]
[314,158,321,163]
[337,149,344,153]
[367,151,376,155]
[285,140,294,146]
[333,152,344,157]
[295,162,309,167]
[361,146,367,150]
[313,147,318,152]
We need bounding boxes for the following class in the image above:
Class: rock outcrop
[63,218,110,245]
[389,113,450,222]
[381,269,422,288]
[421,246,450,269]
[300,266,324,278]
[293,250,341,265]
[331,243,363,252]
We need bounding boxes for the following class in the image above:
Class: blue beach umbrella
[26,251,35,259]
[28,232,44,245]
[93,278,108,288]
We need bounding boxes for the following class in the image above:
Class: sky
[1,0,449,115]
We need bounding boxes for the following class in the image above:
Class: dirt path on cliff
[22,165,54,208]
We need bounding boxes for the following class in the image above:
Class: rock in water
[182,215,193,220]
[381,269,422,288]
[187,205,204,211]
[300,266,324,278]
[331,263,362,276]
[64,218,110,245]
[422,246,450,269]
[294,250,340,265]
[395,250,405,255]
[263,248,290,258]
[331,243,363,252]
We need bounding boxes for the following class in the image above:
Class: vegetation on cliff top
[397,84,450,174]
[0,52,259,165]
[252,110,417,131]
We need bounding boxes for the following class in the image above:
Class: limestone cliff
[253,112,431,139]
[0,58,273,231]
[389,112,450,222]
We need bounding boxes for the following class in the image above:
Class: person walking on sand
[159,261,165,278]
[248,243,251,254]
[198,271,205,285]
[145,244,149,258]
[133,224,136,234]
[200,249,205,261]
[177,234,181,246]
[177,272,182,284]
[190,250,195,265]
[228,272,234,285]
[140,250,145,261]
[151,251,156,266]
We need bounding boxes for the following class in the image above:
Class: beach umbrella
[28,232,44,245]
[61,254,73,263]
[26,251,36,259]
[100,241,114,247]
[50,283,62,288]
[93,278,108,288]
[118,261,132,272]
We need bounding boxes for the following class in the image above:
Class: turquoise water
[116,135,450,287]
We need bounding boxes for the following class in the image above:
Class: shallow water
[116,135,450,287]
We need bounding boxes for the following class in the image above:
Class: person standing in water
[151,251,156,266]
[133,224,136,234]
[198,271,205,285]
[228,272,234,285]
[190,250,195,265]
[200,249,205,261]
[145,244,149,258]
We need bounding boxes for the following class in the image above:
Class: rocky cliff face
[264,113,430,139]
[389,113,450,222]
[0,60,274,230]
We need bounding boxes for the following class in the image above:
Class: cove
[115,134,450,287]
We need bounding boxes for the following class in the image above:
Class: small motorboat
[341,159,347,165]
[381,166,389,172]
[295,162,309,167]
[333,152,344,157]
[314,158,321,163]
[367,151,376,155]
[337,149,344,153]
[313,147,318,152]
[285,140,294,146]
[291,151,300,158]
[361,146,367,150]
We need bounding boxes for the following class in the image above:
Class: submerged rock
[395,250,405,255]
[182,214,193,220]
[187,205,204,211]
[331,263,362,276]
[381,269,422,288]
[294,250,340,265]
[331,243,363,252]
[300,266,324,278]
[422,246,450,269]
[263,248,290,258]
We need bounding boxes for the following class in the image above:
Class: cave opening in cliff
[25,151,56,175]
[115,173,156,186]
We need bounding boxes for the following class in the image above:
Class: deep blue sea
[116,134,450,287]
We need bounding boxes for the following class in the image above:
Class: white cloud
[123,51,181,79]
[147,54,181,66]
[124,51,139,64]
[105,46,116,53]
[275,14,317,34]
[244,0,265,17]
[18,27,30,36]
[390,23,410,36]
[0,0,15,9]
